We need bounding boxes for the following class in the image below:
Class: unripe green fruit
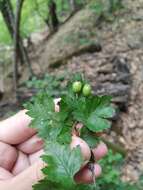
[82,84,91,96]
[72,81,82,93]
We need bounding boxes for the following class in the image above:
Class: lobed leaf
[42,142,83,188]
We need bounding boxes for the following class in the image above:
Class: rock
[42,7,102,67]
[127,28,143,49]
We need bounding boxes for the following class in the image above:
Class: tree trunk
[14,0,33,93]
[0,0,33,94]
[48,0,59,32]
[13,0,24,92]
[70,0,78,12]
[1,0,25,65]
[0,63,4,100]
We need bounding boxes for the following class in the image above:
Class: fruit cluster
[72,81,91,96]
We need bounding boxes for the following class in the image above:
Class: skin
[70,135,91,162]
[0,103,108,190]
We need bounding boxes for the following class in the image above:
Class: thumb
[11,160,45,190]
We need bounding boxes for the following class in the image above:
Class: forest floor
[0,0,143,183]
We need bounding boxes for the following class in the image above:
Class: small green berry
[82,84,91,96]
[72,81,82,93]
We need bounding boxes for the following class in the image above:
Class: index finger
[0,110,36,144]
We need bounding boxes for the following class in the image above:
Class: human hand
[0,103,108,190]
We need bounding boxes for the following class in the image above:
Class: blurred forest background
[1,0,143,189]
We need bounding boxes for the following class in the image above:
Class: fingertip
[74,163,102,184]
[0,142,18,171]
[11,160,45,189]
[12,151,30,175]
[0,110,36,144]
[0,167,14,180]
[29,149,44,164]
[92,142,108,160]
[17,135,44,154]
[94,164,102,178]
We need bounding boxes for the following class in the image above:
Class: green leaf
[81,128,99,148]
[25,93,68,141]
[42,142,83,188]
[86,96,112,115]
[33,178,97,190]
[84,96,114,132]
[33,179,62,190]
[74,184,97,190]
[93,106,115,118]
[25,93,55,129]
[87,114,111,132]
[98,95,112,106]
[73,96,113,124]
[72,96,115,133]
[57,124,72,144]
[71,73,83,83]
